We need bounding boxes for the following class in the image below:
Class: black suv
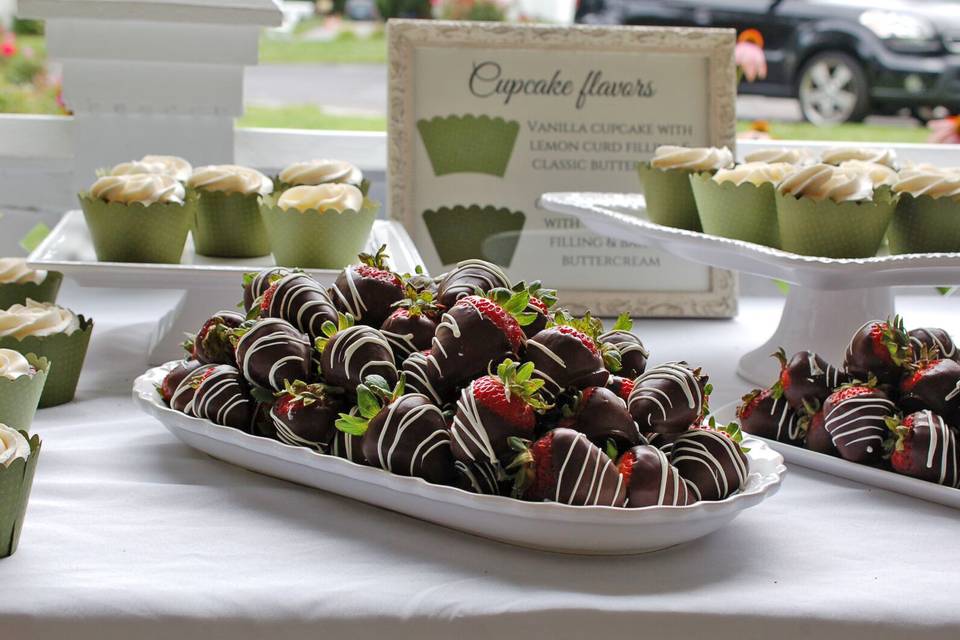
[576,0,960,124]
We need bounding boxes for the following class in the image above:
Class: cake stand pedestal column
[736,286,895,386]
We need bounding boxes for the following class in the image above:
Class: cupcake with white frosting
[277,159,368,195]
[774,163,897,258]
[0,258,62,309]
[0,349,49,430]
[689,162,793,247]
[0,422,41,558]
[110,155,192,182]
[79,173,193,264]
[0,300,93,408]
[261,183,379,269]
[187,164,274,258]
[888,168,960,254]
[638,145,734,231]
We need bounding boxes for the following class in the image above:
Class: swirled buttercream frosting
[279,159,363,188]
[0,258,45,285]
[743,148,812,165]
[820,147,897,169]
[111,155,192,182]
[893,171,960,200]
[0,423,29,468]
[0,299,81,339]
[188,165,273,196]
[713,162,793,186]
[90,174,185,205]
[778,164,874,202]
[277,184,364,213]
[0,349,31,380]
[837,160,898,187]
[650,146,734,171]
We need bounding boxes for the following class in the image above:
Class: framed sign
[388,20,737,317]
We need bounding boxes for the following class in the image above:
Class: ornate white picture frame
[388,19,738,317]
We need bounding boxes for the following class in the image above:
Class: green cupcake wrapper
[79,194,192,264]
[274,178,370,198]
[775,190,897,259]
[0,355,49,431]
[192,190,271,258]
[0,271,62,309]
[888,193,960,255]
[260,200,379,269]
[638,163,703,231]
[423,206,526,268]
[0,317,93,408]
[0,431,41,558]
[689,173,780,248]
[417,115,520,177]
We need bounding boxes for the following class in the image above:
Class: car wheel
[797,52,869,125]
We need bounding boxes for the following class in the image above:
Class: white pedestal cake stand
[27,211,426,365]
[539,192,960,385]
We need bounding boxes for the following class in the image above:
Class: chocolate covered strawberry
[330,406,366,464]
[843,316,911,385]
[454,460,511,496]
[803,409,837,456]
[270,380,344,452]
[526,312,617,400]
[380,285,440,365]
[160,359,204,405]
[191,364,256,431]
[169,363,216,415]
[450,359,550,468]
[618,444,692,507]
[233,317,313,392]
[886,410,960,487]
[671,421,748,502]
[317,313,397,394]
[512,280,557,338]
[558,386,640,453]
[330,245,404,328]
[259,272,339,341]
[401,350,448,406]
[242,267,290,312]
[186,310,244,365]
[507,427,626,506]
[336,375,454,485]
[427,289,533,392]
[772,348,848,412]
[628,362,710,434]
[606,376,634,403]
[909,326,958,362]
[822,383,896,465]
[599,313,648,378]
[899,356,960,425]
[737,387,803,445]
[436,258,510,309]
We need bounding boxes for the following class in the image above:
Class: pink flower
[735,41,766,83]
[1,34,16,58]
[928,116,960,145]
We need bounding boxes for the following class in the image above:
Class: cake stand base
[736,286,896,386]
[147,289,243,365]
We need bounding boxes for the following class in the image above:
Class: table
[3,285,959,640]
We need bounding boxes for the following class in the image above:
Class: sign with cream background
[389,20,738,316]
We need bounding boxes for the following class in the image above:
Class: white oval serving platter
[134,363,786,555]
[714,402,960,510]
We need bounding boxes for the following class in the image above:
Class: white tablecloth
[2,286,959,640]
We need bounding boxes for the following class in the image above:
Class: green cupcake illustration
[423,206,525,267]
[417,115,520,177]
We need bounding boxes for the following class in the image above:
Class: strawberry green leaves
[496,359,551,412]
[611,312,633,332]
[314,313,356,352]
[358,244,391,270]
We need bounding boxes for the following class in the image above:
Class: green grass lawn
[238,105,387,131]
[259,29,387,64]
[738,120,929,143]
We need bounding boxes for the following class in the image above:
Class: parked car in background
[576,0,960,124]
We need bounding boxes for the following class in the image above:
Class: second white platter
[714,401,960,510]
[134,362,786,555]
